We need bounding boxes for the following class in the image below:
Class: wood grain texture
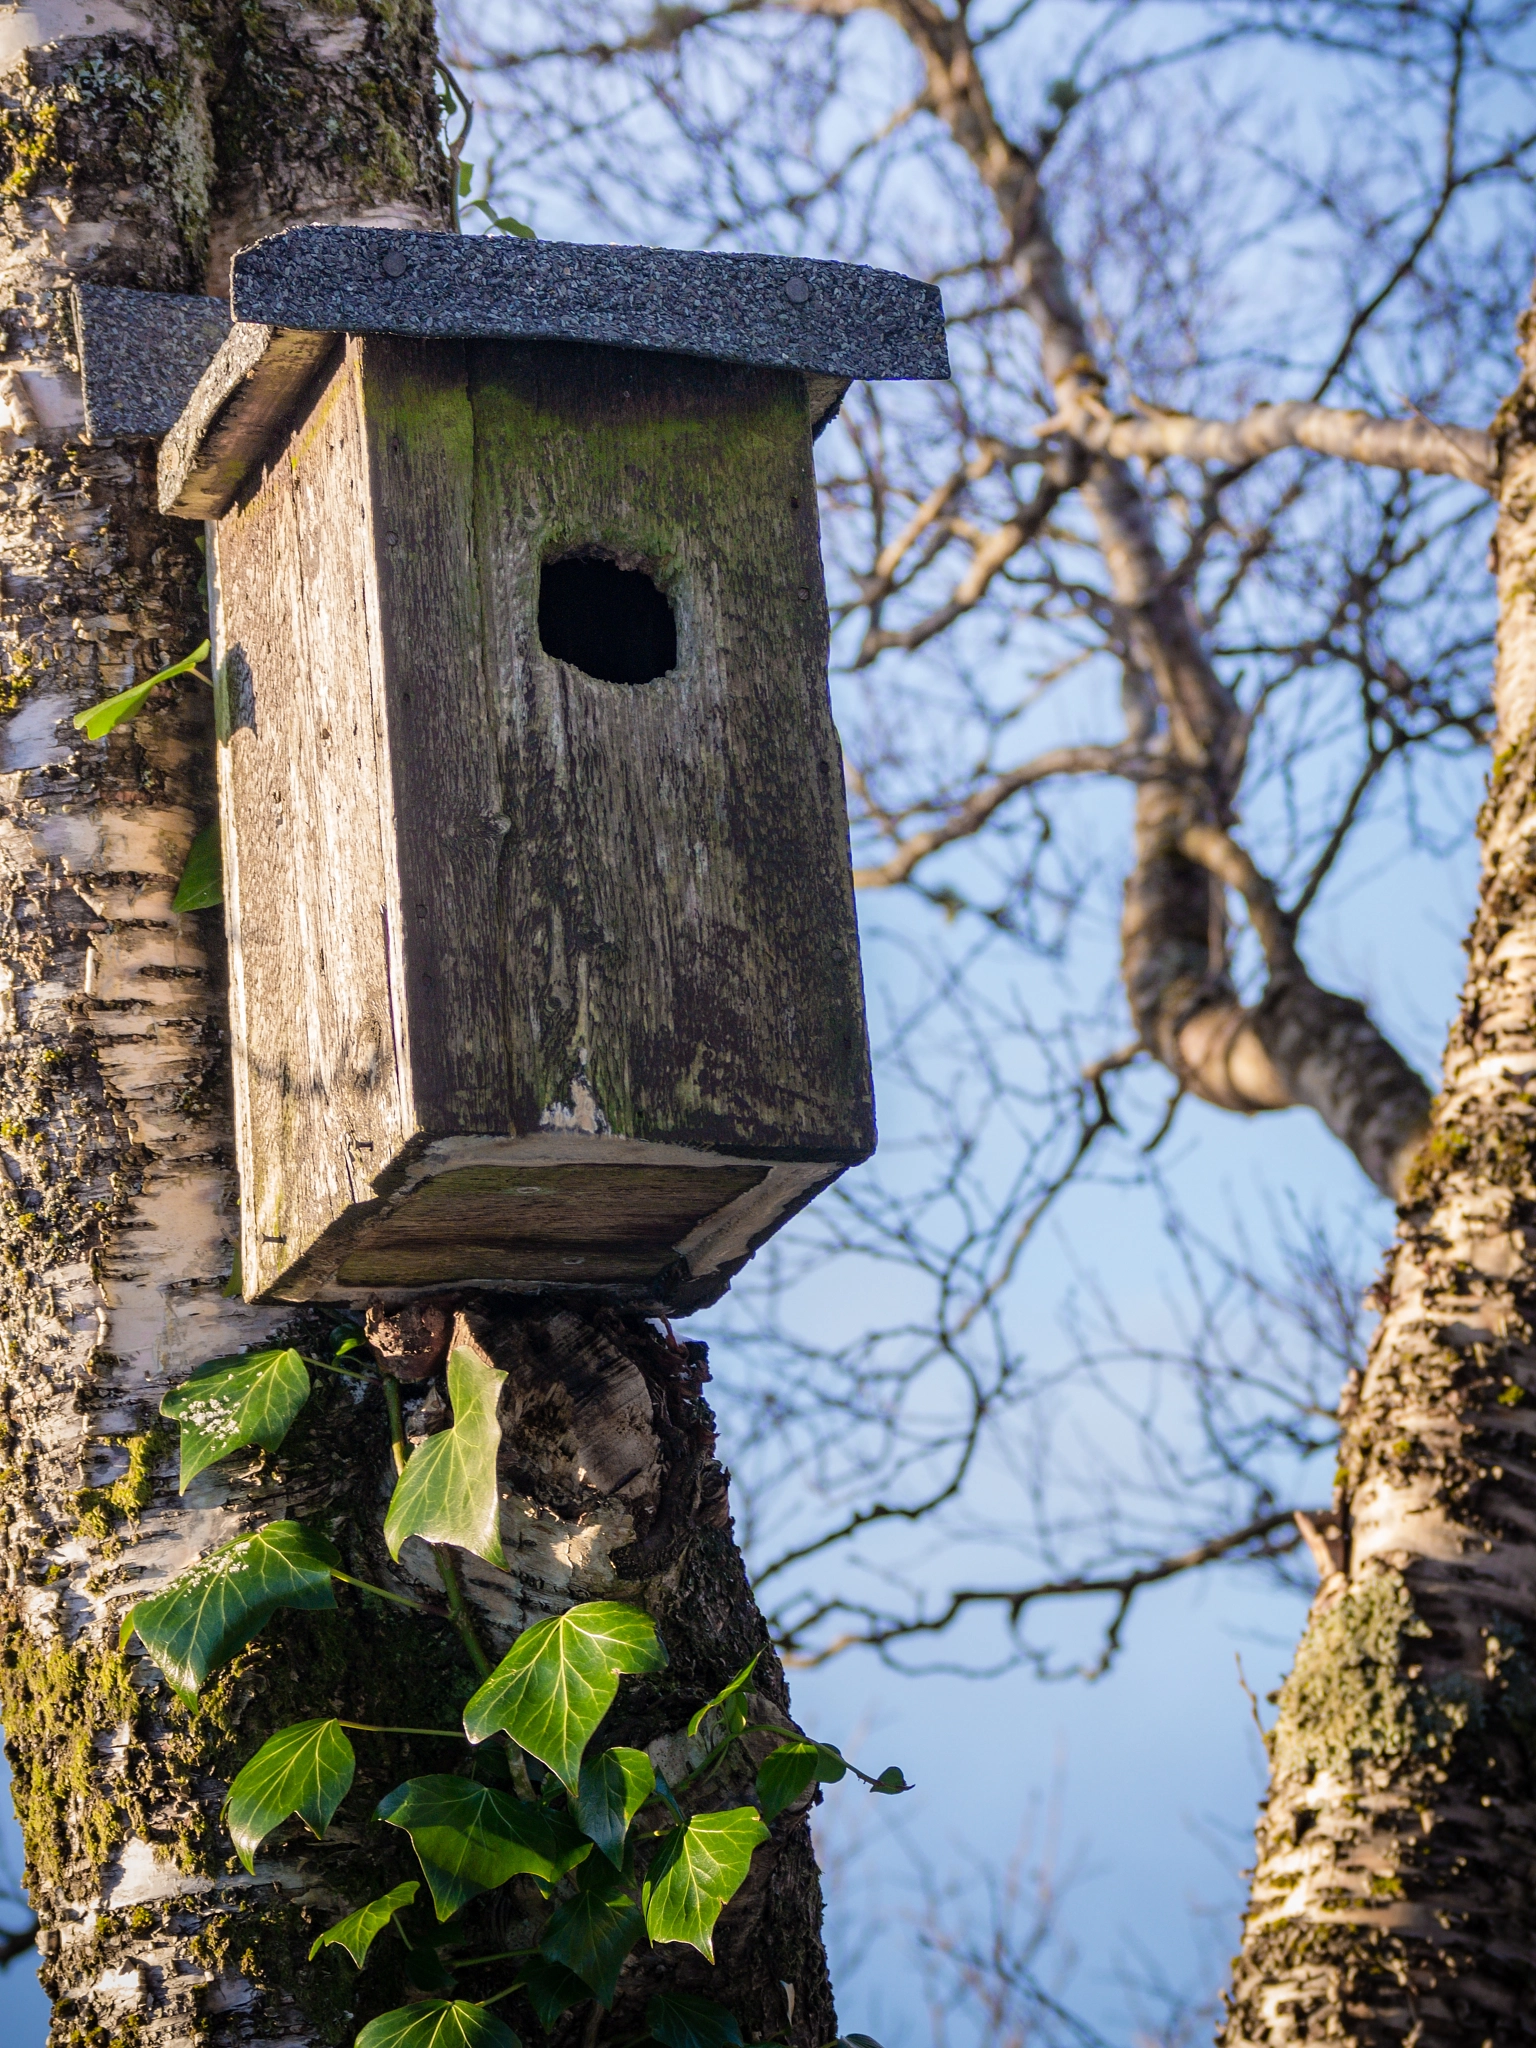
[455,337,873,1155]
[215,334,873,1304]
[217,345,408,1294]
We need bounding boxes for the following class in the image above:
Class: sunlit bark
[1221,284,1536,2048]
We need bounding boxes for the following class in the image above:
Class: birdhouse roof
[232,227,949,383]
[75,226,949,519]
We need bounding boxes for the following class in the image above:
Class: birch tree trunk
[0,9,835,2046]
[1220,292,1536,2048]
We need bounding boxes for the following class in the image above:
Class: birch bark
[0,10,834,2046]
[1221,292,1536,2048]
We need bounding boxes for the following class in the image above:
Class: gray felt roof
[230,226,949,383]
[73,284,230,441]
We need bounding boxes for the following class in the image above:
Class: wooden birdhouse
[80,227,948,1308]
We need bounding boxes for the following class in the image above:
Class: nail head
[382,250,408,278]
[785,275,810,306]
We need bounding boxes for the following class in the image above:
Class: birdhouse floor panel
[331,1161,767,1289]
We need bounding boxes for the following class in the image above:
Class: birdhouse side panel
[356,336,513,1136]
[465,339,874,1161]
[214,348,412,1299]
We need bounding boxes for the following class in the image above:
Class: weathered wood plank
[464,338,873,1158]
[360,336,511,1132]
[216,345,407,1298]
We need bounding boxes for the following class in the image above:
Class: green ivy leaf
[755,1740,846,1824]
[161,1347,311,1490]
[467,196,535,238]
[172,821,223,911]
[121,1520,339,1704]
[685,1655,759,1741]
[225,1717,355,1872]
[308,1881,418,1966]
[462,1602,667,1791]
[355,2001,519,2048]
[869,1767,912,1795]
[575,1745,655,1867]
[641,1809,768,1960]
[539,1865,644,2006]
[385,1343,507,1568]
[376,1775,591,1920]
[73,639,211,740]
[405,1945,456,1994]
[518,1955,593,2031]
[646,1992,746,2048]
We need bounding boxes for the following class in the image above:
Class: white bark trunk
[1221,281,1536,2048]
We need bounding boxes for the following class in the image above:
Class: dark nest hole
[538,555,677,686]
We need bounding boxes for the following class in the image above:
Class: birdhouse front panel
[141,226,949,1307]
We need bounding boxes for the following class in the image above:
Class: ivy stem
[436,1546,494,1678]
[338,1721,465,1739]
[307,1356,373,1383]
[383,1376,408,1476]
[452,1948,536,1968]
[329,1568,427,1613]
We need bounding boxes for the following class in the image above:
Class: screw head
[382,249,408,278]
[785,275,810,305]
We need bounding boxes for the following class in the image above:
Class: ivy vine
[126,1321,908,2048]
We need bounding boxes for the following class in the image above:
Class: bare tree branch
[1051,393,1495,491]
[776,1508,1303,1673]
[851,744,1154,887]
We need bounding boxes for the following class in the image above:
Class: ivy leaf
[652,1770,685,1826]
[646,1993,746,2048]
[385,1342,507,1568]
[172,822,223,911]
[755,1740,846,1824]
[161,1347,311,1490]
[376,1775,591,1920]
[641,1809,768,1960]
[575,1745,655,1867]
[225,1717,355,1872]
[869,1767,912,1795]
[518,1955,593,2031]
[121,1520,339,1704]
[540,1865,644,2006]
[355,2002,519,2048]
[406,1945,456,1994]
[462,1601,667,1791]
[73,639,212,740]
[685,1655,759,1741]
[308,1881,418,1966]
[468,196,535,238]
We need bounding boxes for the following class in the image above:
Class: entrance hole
[538,555,677,686]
